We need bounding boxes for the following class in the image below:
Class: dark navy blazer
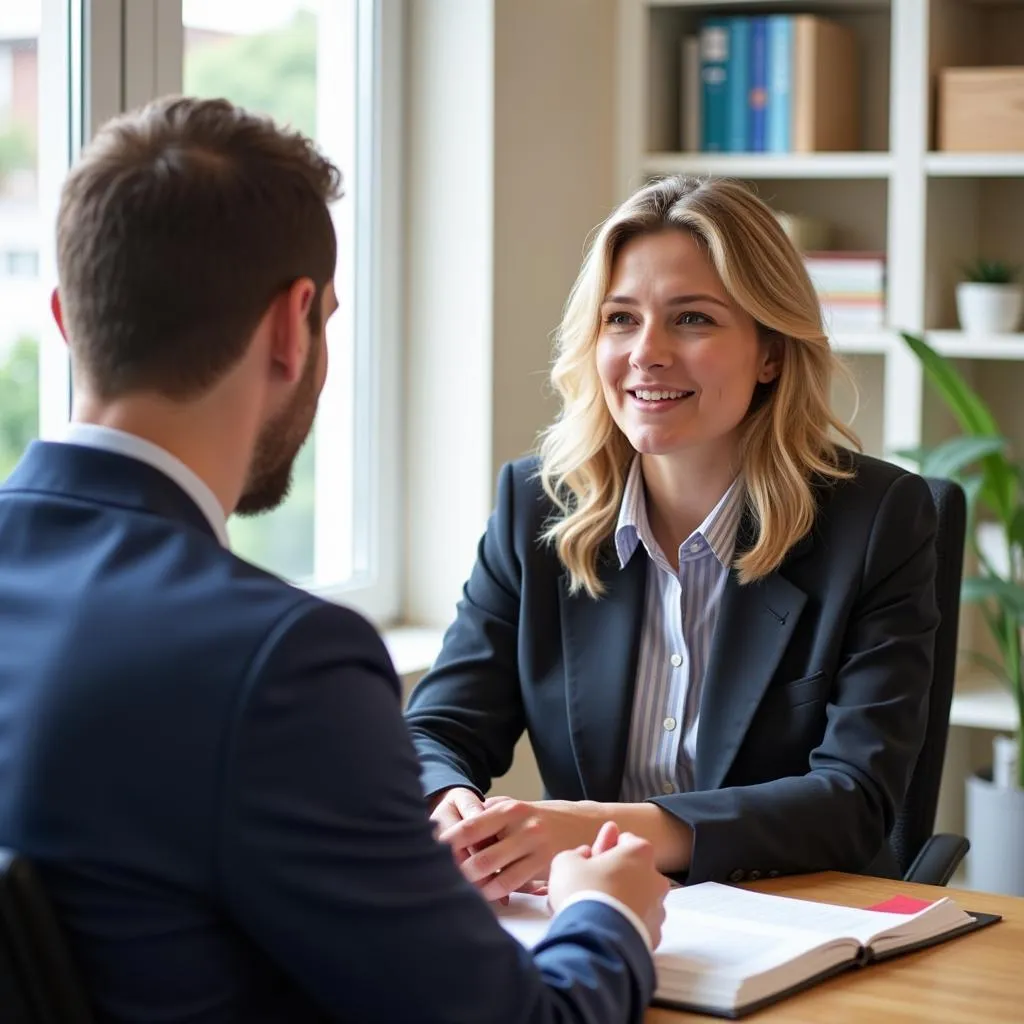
[406,452,940,884]
[0,441,652,1024]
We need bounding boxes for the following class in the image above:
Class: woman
[405,175,938,900]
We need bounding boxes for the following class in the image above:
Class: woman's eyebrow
[601,293,729,308]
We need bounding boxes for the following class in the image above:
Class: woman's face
[596,229,780,463]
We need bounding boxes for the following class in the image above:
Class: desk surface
[645,871,1024,1024]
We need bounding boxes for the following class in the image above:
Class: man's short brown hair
[57,95,343,399]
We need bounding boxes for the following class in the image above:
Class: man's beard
[234,344,320,517]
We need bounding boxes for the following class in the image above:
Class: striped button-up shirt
[615,457,745,802]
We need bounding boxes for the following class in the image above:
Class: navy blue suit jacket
[406,452,939,884]
[0,441,653,1024]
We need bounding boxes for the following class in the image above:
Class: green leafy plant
[897,331,1024,788]
[961,259,1020,285]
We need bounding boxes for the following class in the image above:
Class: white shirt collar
[614,456,744,572]
[59,423,230,547]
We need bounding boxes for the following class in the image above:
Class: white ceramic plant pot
[966,769,1024,896]
[956,282,1024,334]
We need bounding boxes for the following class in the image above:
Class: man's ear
[269,277,316,384]
[51,288,68,343]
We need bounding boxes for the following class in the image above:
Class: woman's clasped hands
[432,787,619,903]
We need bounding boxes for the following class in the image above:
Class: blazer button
[728,869,745,882]
[748,870,761,881]
[767,870,779,878]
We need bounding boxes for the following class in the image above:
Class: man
[0,97,668,1023]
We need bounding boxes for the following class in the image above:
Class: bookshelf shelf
[643,152,892,180]
[925,331,1024,360]
[950,674,1018,732]
[830,331,893,354]
[644,0,890,8]
[925,153,1024,177]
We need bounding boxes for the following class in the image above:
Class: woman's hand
[436,797,608,902]
[428,787,486,866]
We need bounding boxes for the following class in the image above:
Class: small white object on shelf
[956,282,1024,335]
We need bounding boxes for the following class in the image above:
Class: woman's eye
[604,311,634,326]
[678,311,712,326]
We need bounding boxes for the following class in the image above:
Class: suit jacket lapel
[560,547,647,802]
[695,518,810,791]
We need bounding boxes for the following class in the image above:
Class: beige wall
[402,0,618,799]
[491,0,616,471]
[403,0,618,630]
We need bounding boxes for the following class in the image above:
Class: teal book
[726,18,750,152]
[699,19,730,152]
[767,16,793,153]
[748,17,768,152]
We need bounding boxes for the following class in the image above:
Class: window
[1,0,401,622]
[4,250,39,276]
[0,0,74,482]
[177,0,400,619]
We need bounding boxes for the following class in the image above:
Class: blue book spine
[748,17,768,153]
[699,19,730,152]
[766,16,793,153]
[726,18,750,152]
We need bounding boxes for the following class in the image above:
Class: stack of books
[680,15,860,154]
[803,251,887,331]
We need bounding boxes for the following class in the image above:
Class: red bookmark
[867,895,935,915]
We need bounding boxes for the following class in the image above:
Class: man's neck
[71,397,252,518]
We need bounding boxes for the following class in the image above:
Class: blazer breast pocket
[774,670,830,710]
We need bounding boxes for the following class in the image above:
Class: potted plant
[899,331,1024,895]
[956,259,1024,335]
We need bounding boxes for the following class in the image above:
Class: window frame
[59,0,404,624]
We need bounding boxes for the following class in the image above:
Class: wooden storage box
[938,67,1024,152]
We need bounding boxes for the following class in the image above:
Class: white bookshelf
[643,152,893,179]
[616,0,1023,830]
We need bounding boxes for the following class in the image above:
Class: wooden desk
[646,872,1024,1024]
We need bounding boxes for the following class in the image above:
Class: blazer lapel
[560,547,647,802]
[695,522,811,791]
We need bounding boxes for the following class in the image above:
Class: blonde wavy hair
[538,175,860,598]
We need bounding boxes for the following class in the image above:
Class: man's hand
[549,822,670,949]
[436,796,607,902]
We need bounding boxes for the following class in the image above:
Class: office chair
[0,849,96,1023]
[891,477,971,885]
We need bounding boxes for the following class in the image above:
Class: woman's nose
[629,322,673,370]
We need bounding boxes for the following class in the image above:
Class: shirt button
[661,781,676,795]
[689,541,701,553]
[663,716,677,732]
[670,653,683,667]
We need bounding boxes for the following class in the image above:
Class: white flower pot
[956,282,1024,334]
[966,769,1024,896]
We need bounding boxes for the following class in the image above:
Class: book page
[496,888,858,1012]
[667,883,973,953]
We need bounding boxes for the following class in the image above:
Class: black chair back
[0,850,95,1024]
[890,477,967,878]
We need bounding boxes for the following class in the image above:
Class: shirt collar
[614,456,744,572]
[59,423,230,547]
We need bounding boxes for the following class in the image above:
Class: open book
[497,882,1000,1018]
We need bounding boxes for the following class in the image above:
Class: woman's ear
[757,330,783,384]
[51,288,68,342]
